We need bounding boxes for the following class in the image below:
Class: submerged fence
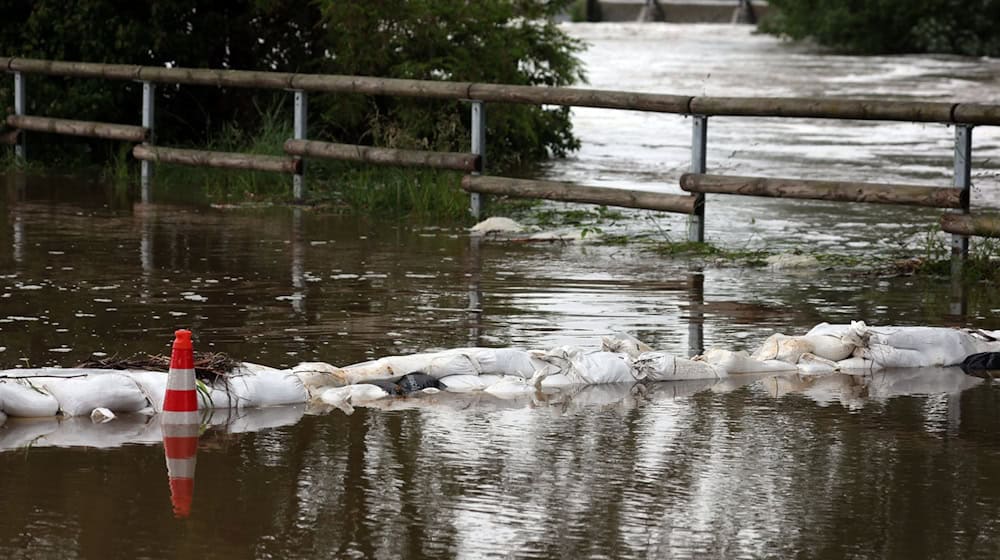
[4,56,1000,262]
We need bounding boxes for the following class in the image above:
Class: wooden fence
[4,55,1000,260]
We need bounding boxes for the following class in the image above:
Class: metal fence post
[141,81,156,202]
[293,90,308,202]
[952,125,972,269]
[688,115,707,243]
[470,100,486,219]
[14,71,26,161]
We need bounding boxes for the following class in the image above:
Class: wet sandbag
[533,347,637,385]
[633,352,725,382]
[961,352,1000,377]
[864,327,998,366]
[206,370,308,409]
[467,348,545,378]
[601,333,652,358]
[752,333,855,363]
[122,370,169,411]
[320,384,391,414]
[42,373,149,417]
[0,379,60,417]
[796,353,840,375]
[438,374,505,392]
[337,350,481,385]
[701,349,797,374]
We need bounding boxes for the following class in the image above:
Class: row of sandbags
[3,322,998,421]
[0,364,308,419]
[750,322,1000,372]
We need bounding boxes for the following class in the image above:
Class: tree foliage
[0,0,583,168]
[762,0,1000,56]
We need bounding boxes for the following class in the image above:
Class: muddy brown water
[3,23,1000,560]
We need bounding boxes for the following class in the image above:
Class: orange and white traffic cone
[161,329,200,518]
[163,329,198,422]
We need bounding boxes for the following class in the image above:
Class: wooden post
[470,100,486,219]
[688,116,707,242]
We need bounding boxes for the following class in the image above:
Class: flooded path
[2,23,1000,559]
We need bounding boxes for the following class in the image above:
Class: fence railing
[4,56,1000,262]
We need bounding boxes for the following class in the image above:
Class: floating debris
[76,351,241,383]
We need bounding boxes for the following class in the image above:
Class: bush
[762,0,1000,56]
[0,0,583,170]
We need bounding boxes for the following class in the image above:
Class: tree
[762,0,1000,57]
[0,0,583,168]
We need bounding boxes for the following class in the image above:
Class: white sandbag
[439,374,505,392]
[537,373,577,388]
[796,353,839,375]
[484,376,538,396]
[836,356,881,372]
[601,333,652,358]
[42,373,149,417]
[122,370,168,411]
[337,350,481,385]
[0,379,60,417]
[292,362,341,396]
[320,384,390,407]
[860,343,949,369]
[207,370,308,409]
[467,348,544,378]
[864,326,1000,367]
[753,333,854,363]
[532,347,637,385]
[701,349,797,374]
[633,352,725,382]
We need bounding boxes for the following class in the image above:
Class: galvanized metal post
[293,90,308,202]
[470,100,486,219]
[950,125,972,315]
[13,71,26,161]
[688,115,707,243]
[140,81,156,202]
[952,125,972,266]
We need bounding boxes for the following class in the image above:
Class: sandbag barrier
[2,322,999,423]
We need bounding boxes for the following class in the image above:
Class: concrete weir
[596,0,769,23]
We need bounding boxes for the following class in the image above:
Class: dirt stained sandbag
[41,373,150,417]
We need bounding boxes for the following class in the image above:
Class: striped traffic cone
[163,329,198,422]
[162,329,199,518]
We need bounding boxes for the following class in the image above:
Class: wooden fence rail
[680,173,964,209]
[132,145,300,174]
[4,55,1000,247]
[463,175,697,214]
[283,140,480,172]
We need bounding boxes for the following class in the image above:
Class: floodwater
[2,23,1000,559]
